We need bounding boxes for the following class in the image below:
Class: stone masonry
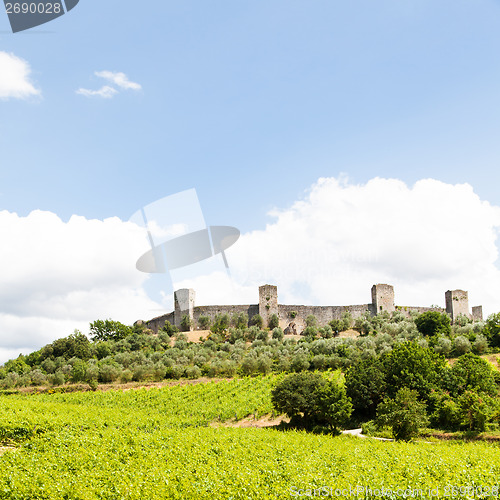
[143,284,483,333]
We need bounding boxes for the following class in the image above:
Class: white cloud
[0,210,160,364]
[3,176,500,365]
[75,85,118,99]
[177,177,500,317]
[0,51,40,100]
[76,70,141,99]
[94,71,142,91]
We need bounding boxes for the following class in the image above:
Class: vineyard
[0,375,499,499]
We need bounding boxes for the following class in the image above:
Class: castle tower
[174,288,195,329]
[445,290,469,324]
[472,306,483,322]
[259,284,278,327]
[371,284,395,314]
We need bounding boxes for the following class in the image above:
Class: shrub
[161,320,179,336]
[345,357,387,419]
[231,312,248,330]
[484,312,500,348]
[268,314,280,330]
[271,372,352,432]
[272,327,284,341]
[211,314,230,334]
[120,369,133,383]
[453,336,472,356]
[319,325,333,339]
[433,336,452,357]
[29,369,47,386]
[376,387,429,441]
[447,353,497,397]
[473,334,489,355]
[185,365,202,379]
[457,391,498,432]
[249,314,263,329]
[180,314,193,332]
[415,311,451,337]
[305,315,317,328]
[89,320,132,342]
[198,316,211,330]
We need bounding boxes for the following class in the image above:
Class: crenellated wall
[142,284,483,334]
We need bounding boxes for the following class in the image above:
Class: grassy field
[0,375,499,499]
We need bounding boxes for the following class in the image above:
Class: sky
[2,0,500,363]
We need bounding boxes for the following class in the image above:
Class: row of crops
[0,376,499,499]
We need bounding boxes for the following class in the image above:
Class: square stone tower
[259,284,278,327]
[472,305,483,322]
[371,284,395,314]
[174,288,195,329]
[445,290,469,324]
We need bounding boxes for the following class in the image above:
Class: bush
[305,315,317,328]
[453,336,472,356]
[457,391,498,432]
[271,372,352,432]
[382,341,446,401]
[180,315,193,332]
[231,312,248,330]
[89,320,132,342]
[198,316,211,330]
[250,315,263,329]
[433,336,452,357]
[447,353,497,397]
[415,311,451,337]
[272,327,284,341]
[185,365,202,379]
[376,387,429,441]
[161,321,179,336]
[345,357,387,419]
[268,314,280,330]
[211,314,230,334]
[484,312,500,348]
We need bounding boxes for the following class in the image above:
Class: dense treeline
[0,310,499,437]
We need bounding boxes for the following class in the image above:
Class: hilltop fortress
[143,284,483,334]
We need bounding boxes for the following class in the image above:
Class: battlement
[143,284,483,333]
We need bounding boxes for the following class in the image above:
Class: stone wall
[278,304,373,331]
[143,284,482,333]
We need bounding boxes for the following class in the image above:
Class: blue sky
[2,0,500,361]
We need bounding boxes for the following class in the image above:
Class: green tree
[383,341,446,401]
[161,320,179,336]
[271,372,327,424]
[250,314,263,329]
[484,312,500,348]
[89,320,132,342]
[211,314,230,335]
[198,316,211,330]
[305,315,317,328]
[180,314,193,332]
[231,312,248,330]
[415,311,451,337]
[314,382,353,433]
[271,372,352,432]
[345,357,387,419]
[447,353,497,397]
[457,391,498,432]
[268,314,280,330]
[4,355,30,375]
[376,387,429,441]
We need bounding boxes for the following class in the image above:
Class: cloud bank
[178,177,500,317]
[0,210,159,363]
[1,176,500,364]
[76,71,142,99]
[0,51,40,100]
